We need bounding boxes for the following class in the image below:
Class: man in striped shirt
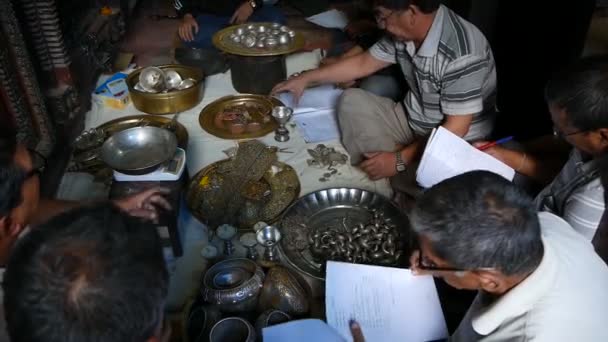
[272,0,496,183]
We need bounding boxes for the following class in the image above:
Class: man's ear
[475,270,504,294]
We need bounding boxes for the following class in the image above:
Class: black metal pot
[175,48,229,76]
[229,55,286,95]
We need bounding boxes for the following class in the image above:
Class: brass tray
[186,158,300,230]
[212,23,305,57]
[199,94,282,139]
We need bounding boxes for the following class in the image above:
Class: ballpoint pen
[477,136,514,151]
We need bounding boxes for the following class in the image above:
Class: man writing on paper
[408,171,608,341]
[271,0,496,187]
[475,56,608,242]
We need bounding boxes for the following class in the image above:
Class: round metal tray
[186,158,300,229]
[278,188,413,281]
[98,115,189,147]
[213,22,305,57]
[199,94,282,139]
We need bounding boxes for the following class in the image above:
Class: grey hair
[410,171,543,276]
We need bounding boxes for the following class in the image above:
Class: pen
[477,136,514,151]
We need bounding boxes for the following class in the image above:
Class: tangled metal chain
[308,209,402,266]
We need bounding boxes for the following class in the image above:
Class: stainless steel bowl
[100,126,177,174]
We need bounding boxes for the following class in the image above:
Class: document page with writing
[325,262,448,342]
[416,127,515,188]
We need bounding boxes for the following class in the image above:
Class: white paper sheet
[326,262,448,342]
[263,319,346,342]
[306,9,349,30]
[277,84,344,114]
[293,108,340,143]
[416,127,516,188]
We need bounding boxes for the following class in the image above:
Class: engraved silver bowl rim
[201,258,265,305]
[209,317,255,342]
[278,187,412,281]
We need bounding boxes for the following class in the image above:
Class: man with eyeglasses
[407,171,608,341]
[475,56,608,242]
[272,0,496,187]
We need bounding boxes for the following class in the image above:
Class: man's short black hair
[0,122,25,217]
[545,55,608,132]
[373,0,441,13]
[4,204,169,342]
[410,171,543,276]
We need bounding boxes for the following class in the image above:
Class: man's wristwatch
[395,151,406,173]
[249,0,258,9]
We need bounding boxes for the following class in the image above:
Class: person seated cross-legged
[175,0,286,50]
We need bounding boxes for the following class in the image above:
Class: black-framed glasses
[417,249,468,272]
[25,148,47,180]
[553,127,587,139]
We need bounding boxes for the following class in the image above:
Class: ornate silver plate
[278,188,413,280]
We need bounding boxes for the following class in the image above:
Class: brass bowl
[127,64,204,115]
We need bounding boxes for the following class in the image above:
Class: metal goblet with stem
[239,232,259,261]
[217,224,237,256]
[256,225,282,263]
[271,106,293,142]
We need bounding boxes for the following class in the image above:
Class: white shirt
[451,212,608,341]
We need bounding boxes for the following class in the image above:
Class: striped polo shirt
[369,5,497,140]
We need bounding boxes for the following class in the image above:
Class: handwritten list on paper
[326,262,448,342]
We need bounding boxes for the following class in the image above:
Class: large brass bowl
[127,64,204,115]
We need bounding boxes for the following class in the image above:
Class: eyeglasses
[553,127,587,139]
[25,148,47,180]
[374,9,397,27]
[416,249,468,273]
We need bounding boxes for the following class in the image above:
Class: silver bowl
[138,66,166,93]
[176,78,196,90]
[100,126,177,174]
[201,258,265,313]
[278,33,290,45]
[209,317,256,342]
[255,309,291,337]
[265,37,278,48]
[165,70,183,89]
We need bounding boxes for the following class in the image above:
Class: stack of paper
[276,85,344,143]
[416,127,516,188]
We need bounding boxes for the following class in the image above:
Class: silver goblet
[256,225,282,262]
[271,106,293,142]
